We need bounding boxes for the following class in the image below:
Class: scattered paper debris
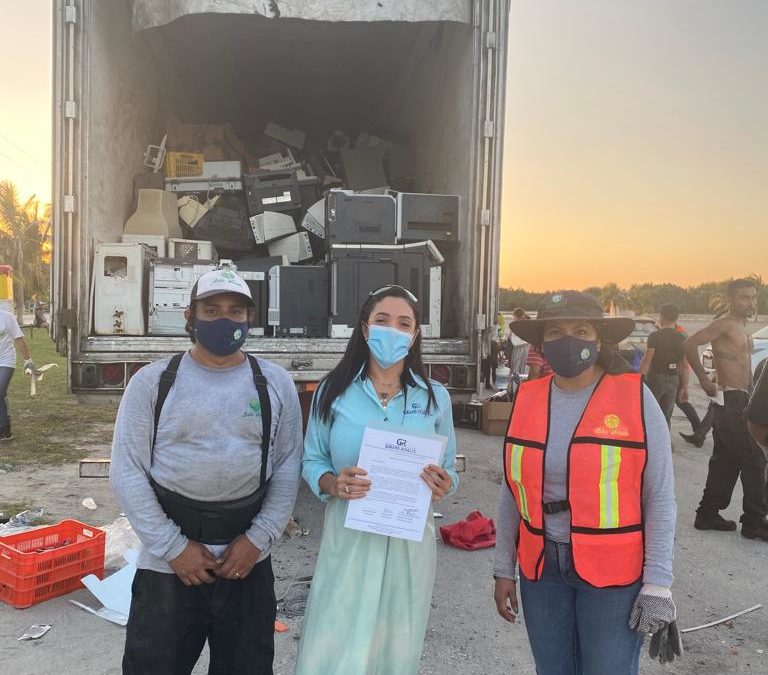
[274,620,289,633]
[18,625,51,641]
[82,498,98,510]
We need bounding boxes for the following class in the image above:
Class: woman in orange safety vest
[493,291,681,674]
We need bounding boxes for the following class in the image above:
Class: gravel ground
[2,380,767,674]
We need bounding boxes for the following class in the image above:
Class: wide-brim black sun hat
[510,291,636,346]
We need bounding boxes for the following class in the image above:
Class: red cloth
[439,511,496,550]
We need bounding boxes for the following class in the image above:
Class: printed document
[344,425,447,542]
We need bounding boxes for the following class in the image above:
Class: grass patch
[0,330,118,466]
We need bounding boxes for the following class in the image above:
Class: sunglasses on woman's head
[368,285,419,304]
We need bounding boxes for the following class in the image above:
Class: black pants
[123,557,276,675]
[646,373,680,427]
[698,391,768,524]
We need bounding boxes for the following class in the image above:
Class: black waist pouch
[150,478,271,545]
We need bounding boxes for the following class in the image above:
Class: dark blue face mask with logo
[542,335,599,378]
[194,318,248,356]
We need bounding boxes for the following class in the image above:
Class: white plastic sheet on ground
[132,0,471,31]
[70,549,139,627]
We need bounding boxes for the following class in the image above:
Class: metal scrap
[681,604,763,634]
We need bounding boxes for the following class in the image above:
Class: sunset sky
[1,1,765,291]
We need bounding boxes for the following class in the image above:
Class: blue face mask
[366,325,414,369]
[542,335,599,378]
[194,317,248,356]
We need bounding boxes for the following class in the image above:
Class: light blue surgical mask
[366,325,414,369]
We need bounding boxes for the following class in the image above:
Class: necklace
[371,377,399,407]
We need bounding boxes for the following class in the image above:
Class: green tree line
[500,276,768,315]
[0,180,51,323]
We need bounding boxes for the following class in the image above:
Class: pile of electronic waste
[94,119,459,339]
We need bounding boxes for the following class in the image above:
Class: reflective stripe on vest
[599,444,622,529]
[503,373,647,588]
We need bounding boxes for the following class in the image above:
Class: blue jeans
[0,366,14,428]
[519,539,643,675]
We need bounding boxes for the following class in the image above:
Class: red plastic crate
[0,519,105,608]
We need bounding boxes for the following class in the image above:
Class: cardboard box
[482,401,513,436]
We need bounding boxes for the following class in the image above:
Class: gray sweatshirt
[110,352,303,573]
[494,379,677,587]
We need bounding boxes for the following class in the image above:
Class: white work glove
[628,584,683,664]
[23,359,36,373]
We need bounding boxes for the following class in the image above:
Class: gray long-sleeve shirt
[110,352,303,573]
[495,379,677,587]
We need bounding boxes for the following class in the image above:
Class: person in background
[0,307,35,441]
[481,327,501,390]
[684,278,768,540]
[507,308,531,378]
[526,342,553,380]
[494,291,679,673]
[639,303,688,428]
[110,269,303,674]
[297,284,458,675]
[32,294,46,328]
[675,321,714,448]
[747,358,768,448]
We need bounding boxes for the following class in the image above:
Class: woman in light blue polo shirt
[296,285,458,675]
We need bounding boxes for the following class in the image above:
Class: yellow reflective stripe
[599,445,621,528]
[510,444,530,522]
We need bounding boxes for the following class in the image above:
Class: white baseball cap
[190,268,254,306]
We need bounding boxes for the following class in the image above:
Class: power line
[0,148,30,171]
[0,133,46,169]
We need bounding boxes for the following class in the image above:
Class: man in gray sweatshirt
[110,269,303,675]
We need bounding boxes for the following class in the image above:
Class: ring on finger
[344,484,350,494]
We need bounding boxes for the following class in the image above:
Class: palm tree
[0,180,51,324]
[600,282,627,316]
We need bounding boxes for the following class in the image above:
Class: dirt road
[2,382,767,674]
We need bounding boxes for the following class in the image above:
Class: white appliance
[121,233,167,258]
[249,212,296,245]
[148,259,218,335]
[301,198,326,239]
[167,238,216,261]
[123,189,181,239]
[93,243,156,335]
[267,232,313,263]
[165,160,243,193]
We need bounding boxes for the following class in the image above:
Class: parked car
[617,318,656,372]
[700,324,768,376]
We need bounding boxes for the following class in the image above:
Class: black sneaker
[741,521,768,542]
[679,432,704,448]
[694,512,737,531]
[0,425,12,442]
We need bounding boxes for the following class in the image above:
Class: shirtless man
[684,278,768,541]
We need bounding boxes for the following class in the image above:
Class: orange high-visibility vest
[503,373,647,588]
